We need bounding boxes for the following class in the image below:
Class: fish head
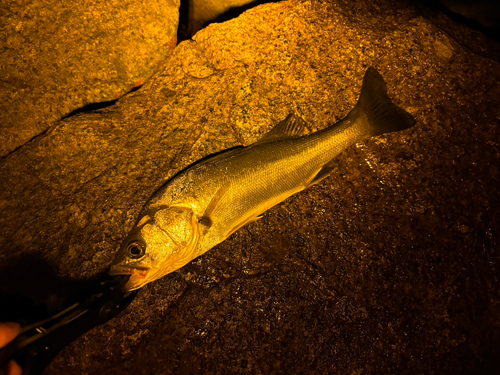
[110,206,200,291]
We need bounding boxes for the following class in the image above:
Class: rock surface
[0,0,499,374]
[0,0,179,157]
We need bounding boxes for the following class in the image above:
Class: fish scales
[110,67,416,291]
[153,116,366,255]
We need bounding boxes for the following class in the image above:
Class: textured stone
[0,0,499,374]
[0,0,179,157]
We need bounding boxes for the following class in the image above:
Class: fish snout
[109,265,152,291]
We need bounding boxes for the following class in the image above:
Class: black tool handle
[0,276,137,375]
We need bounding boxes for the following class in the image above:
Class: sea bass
[110,67,416,291]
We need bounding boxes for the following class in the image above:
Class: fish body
[110,67,416,291]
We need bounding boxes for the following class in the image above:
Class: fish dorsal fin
[254,114,309,145]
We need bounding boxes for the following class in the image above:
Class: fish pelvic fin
[351,67,416,136]
[254,114,309,145]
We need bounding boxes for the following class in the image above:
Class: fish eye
[127,241,145,259]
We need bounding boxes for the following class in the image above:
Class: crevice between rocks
[1,85,144,162]
[1,125,54,162]
[177,0,280,42]
[61,98,119,120]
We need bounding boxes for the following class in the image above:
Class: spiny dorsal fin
[254,114,309,145]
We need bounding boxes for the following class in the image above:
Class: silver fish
[110,67,416,291]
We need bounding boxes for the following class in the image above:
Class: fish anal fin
[306,159,338,188]
[225,215,262,240]
[199,182,230,231]
[254,114,309,145]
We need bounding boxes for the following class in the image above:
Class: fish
[109,67,416,291]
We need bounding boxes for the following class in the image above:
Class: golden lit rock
[0,0,179,157]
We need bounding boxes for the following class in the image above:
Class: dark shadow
[211,0,278,25]
[177,0,280,42]
[417,0,500,42]
[0,254,136,374]
[177,0,191,43]
[0,253,109,325]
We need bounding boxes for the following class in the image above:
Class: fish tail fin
[355,67,416,136]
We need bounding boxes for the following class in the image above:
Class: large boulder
[0,0,499,374]
[0,0,179,157]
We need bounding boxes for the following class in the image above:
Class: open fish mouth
[109,265,154,291]
[109,265,150,280]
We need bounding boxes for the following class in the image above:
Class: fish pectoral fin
[306,159,338,188]
[254,114,309,145]
[199,182,230,231]
[224,215,263,240]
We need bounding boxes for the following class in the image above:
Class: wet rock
[0,0,179,157]
[0,0,499,374]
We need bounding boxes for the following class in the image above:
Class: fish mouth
[109,265,151,291]
[109,265,150,278]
